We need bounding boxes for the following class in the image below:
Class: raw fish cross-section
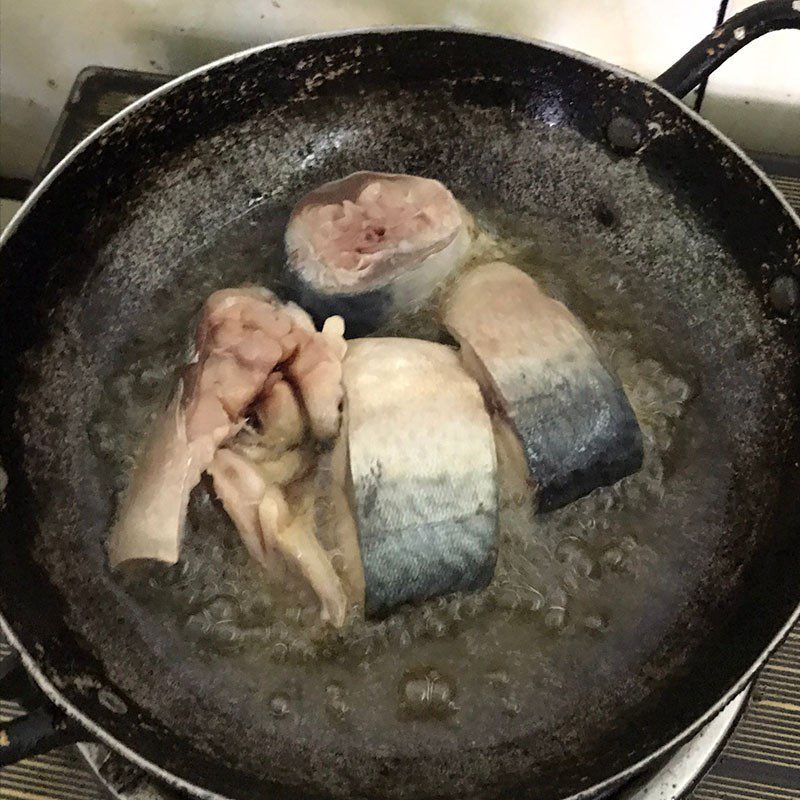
[285,171,473,336]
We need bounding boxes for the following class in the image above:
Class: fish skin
[342,338,498,617]
[285,275,394,338]
[441,262,643,512]
[285,172,473,335]
[508,377,643,511]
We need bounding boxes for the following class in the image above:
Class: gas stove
[1,66,798,800]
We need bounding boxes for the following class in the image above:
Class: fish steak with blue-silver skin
[441,262,643,512]
[341,337,498,617]
[285,172,473,336]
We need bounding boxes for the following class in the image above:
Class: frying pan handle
[655,0,800,98]
[1,706,84,766]
[0,652,85,766]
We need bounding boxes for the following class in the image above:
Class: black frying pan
[1,3,799,799]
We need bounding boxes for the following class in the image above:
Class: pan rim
[1,25,798,800]
[1,26,798,251]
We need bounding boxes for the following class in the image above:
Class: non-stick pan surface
[1,26,799,800]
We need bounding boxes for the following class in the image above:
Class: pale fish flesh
[208,345,351,626]
[440,261,643,511]
[313,429,367,611]
[106,287,346,570]
[207,444,350,627]
[285,172,473,336]
[342,338,498,617]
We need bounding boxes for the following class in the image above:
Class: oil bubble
[555,536,585,563]
[495,586,521,611]
[562,572,581,593]
[268,693,291,718]
[202,594,239,619]
[400,668,457,719]
[271,642,289,662]
[524,590,545,613]
[556,536,596,577]
[549,588,568,608]
[544,606,568,631]
[384,615,405,638]
[288,638,316,662]
[487,670,509,687]
[427,618,450,638]
[601,546,626,571]
[502,697,521,716]
[460,594,484,618]
[325,683,350,720]
[583,613,609,633]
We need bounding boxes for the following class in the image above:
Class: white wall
[1,0,798,181]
